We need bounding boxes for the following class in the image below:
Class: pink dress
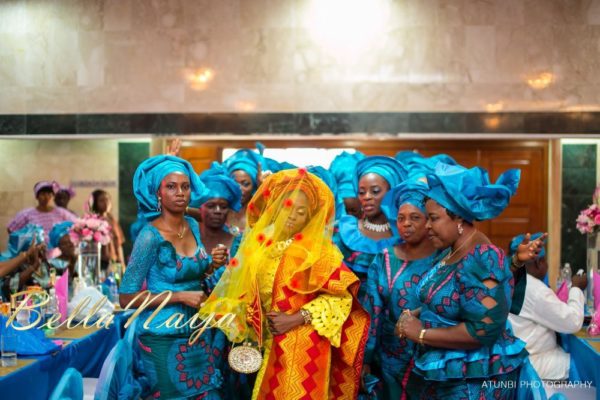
[8,207,77,242]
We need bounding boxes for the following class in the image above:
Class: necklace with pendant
[161,222,186,239]
[439,231,477,266]
[269,238,294,258]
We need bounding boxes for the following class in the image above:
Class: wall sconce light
[186,67,215,90]
[526,72,554,90]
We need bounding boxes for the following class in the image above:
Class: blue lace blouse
[120,216,214,336]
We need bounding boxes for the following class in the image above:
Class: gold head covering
[198,168,342,345]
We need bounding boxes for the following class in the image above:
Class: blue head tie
[382,179,429,229]
[395,153,459,181]
[426,162,520,222]
[223,149,264,190]
[49,221,74,249]
[406,154,458,180]
[199,168,243,212]
[509,232,546,259]
[354,155,408,193]
[330,151,365,199]
[395,151,424,164]
[133,155,209,221]
[1,224,45,261]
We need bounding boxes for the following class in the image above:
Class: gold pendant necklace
[439,230,478,266]
[161,222,186,239]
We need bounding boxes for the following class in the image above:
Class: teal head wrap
[330,151,365,199]
[199,166,243,212]
[426,163,520,222]
[354,156,408,193]
[49,221,74,249]
[223,149,263,190]
[133,155,209,220]
[0,224,44,261]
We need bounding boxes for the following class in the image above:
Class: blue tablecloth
[561,332,600,388]
[0,316,124,400]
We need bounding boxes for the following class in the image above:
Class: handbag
[228,341,262,374]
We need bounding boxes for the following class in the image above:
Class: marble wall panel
[1,0,600,113]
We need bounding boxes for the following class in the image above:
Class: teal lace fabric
[120,216,226,399]
[120,216,215,337]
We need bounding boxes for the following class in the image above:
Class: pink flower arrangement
[69,214,112,245]
[576,186,600,234]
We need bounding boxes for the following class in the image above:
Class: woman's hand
[265,311,305,335]
[166,138,181,156]
[28,243,46,270]
[395,309,423,341]
[211,244,228,267]
[516,232,548,263]
[175,291,207,309]
[25,237,45,264]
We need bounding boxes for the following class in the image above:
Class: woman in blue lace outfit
[119,155,228,400]
[363,179,443,399]
[397,163,535,399]
[333,156,406,303]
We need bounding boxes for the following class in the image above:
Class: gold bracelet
[299,308,312,325]
[418,328,427,346]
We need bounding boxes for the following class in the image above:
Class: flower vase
[77,241,101,288]
[586,232,599,313]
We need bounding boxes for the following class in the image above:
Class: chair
[93,339,142,400]
[517,359,548,400]
[123,317,151,397]
[49,368,83,400]
[518,358,596,400]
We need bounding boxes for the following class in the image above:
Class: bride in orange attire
[200,168,369,400]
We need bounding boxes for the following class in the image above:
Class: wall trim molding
[3,112,600,136]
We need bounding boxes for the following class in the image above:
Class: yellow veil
[198,168,343,345]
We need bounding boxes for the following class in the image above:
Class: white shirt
[508,274,585,380]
